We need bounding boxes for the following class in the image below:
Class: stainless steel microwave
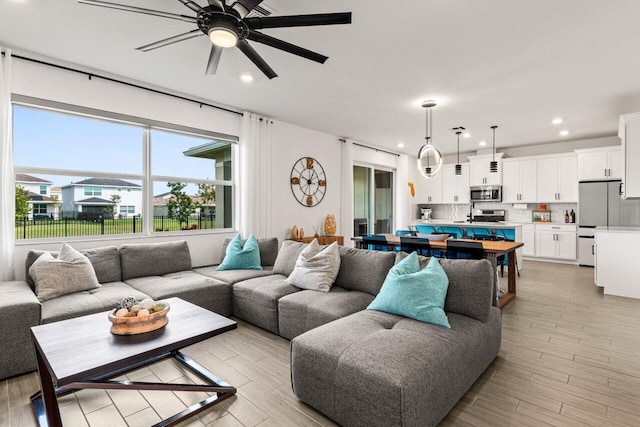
[470,185,502,202]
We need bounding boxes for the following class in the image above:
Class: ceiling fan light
[209,27,238,48]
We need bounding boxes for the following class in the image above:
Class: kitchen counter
[412,220,524,229]
[594,228,640,299]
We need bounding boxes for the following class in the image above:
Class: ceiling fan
[78,0,352,79]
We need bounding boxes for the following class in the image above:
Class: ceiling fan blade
[236,40,277,79]
[231,0,264,18]
[245,12,352,29]
[247,31,328,64]
[136,29,203,52]
[205,45,223,75]
[207,0,226,11]
[176,0,204,13]
[78,0,197,23]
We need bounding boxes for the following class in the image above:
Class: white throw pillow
[285,240,341,292]
[29,243,101,302]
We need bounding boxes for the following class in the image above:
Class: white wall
[269,121,342,243]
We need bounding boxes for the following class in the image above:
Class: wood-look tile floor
[2,261,640,426]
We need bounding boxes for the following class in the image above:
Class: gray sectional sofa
[0,238,501,427]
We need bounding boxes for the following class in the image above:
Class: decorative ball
[115,308,129,318]
[138,308,150,317]
[140,298,155,310]
[130,304,141,314]
[120,296,138,310]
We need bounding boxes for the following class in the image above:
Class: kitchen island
[410,220,524,266]
[594,226,640,299]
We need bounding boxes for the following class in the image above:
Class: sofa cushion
[278,287,375,340]
[232,275,299,334]
[272,240,307,276]
[125,271,231,316]
[41,281,150,324]
[333,246,396,296]
[395,252,494,323]
[221,236,279,267]
[291,308,502,427]
[120,241,192,281]
[30,244,101,302]
[286,240,341,292]
[217,234,263,271]
[193,266,274,286]
[368,253,450,328]
[25,246,121,290]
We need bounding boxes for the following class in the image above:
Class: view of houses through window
[13,103,235,240]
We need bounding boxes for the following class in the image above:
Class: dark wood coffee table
[30,297,237,427]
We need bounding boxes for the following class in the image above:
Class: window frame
[12,96,239,243]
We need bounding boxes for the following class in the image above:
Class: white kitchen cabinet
[468,153,503,186]
[502,158,537,203]
[576,146,622,181]
[535,224,577,260]
[619,113,640,199]
[442,163,470,204]
[537,154,578,203]
[522,224,535,257]
[595,228,640,299]
[423,169,443,204]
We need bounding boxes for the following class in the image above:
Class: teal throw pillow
[217,234,263,271]
[367,252,450,328]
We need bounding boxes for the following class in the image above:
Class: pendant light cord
[491,125,497,161]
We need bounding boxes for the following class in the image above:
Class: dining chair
[445,240,485,260]
[361,234,389,251]
[492,229,520,277]
[473,235,506,276]
[400,236,431,256]
[414,224,437,234]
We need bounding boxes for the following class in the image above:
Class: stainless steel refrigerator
[578,180,640,266]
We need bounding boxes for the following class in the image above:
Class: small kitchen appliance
[470,185,502,202]
[420,207,433,220]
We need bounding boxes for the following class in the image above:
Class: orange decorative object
[324,214,336,236]
[408,181,415,197]
[291,177,300,185]
[306,157,314,169]
[291,225,299,239]
[307,195,314,206]
[319,179,326,187]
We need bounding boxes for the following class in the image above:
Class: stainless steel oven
[470,185,502,202]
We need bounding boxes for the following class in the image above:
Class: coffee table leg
[31,347,62,427]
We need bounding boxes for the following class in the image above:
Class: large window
[13,101,236,240]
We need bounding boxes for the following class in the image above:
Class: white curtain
[0,48,14,281]
[341,139,355,245]
[395,154,410,231]
[239,112,273,238]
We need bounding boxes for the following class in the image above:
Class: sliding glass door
[353,166,394,236]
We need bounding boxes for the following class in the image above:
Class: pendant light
[489,125,498,173]
[417,100,443,179]
[454,130,462,176]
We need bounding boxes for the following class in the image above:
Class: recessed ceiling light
[412,96,448,108]
[552,118,563,125]
[479,140,487,147]
[463,132,471,138]
[397,143,405,148]
[559,130,569,137]
[240,74,254,83]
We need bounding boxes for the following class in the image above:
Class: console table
[292,236,344,245]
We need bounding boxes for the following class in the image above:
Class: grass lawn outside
[15,216,217,239]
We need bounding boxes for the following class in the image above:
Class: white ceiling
[2,0,640,155]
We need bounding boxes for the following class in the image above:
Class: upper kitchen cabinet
[442,163,470,204]
[468,153,503,186]
[537,153,578,203]
[619,113,640,199]
[423,169,443,204]
[576,146,622,181]
[502,158,537,203]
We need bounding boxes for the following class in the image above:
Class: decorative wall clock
[290,157,327,207]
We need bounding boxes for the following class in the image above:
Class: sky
[13,106,229,195]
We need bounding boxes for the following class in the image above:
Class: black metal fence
[15,214,216,240]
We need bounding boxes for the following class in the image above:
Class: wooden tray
[108,303,170,335]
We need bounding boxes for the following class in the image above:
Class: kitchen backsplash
[427,202,579,223]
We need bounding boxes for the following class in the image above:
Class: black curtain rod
[345,140,400,157]
[3,52,242,116]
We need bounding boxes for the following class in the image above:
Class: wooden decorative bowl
[108,303,170,335]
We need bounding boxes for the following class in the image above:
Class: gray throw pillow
[285,240,341,292]
[29,243,101,302]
